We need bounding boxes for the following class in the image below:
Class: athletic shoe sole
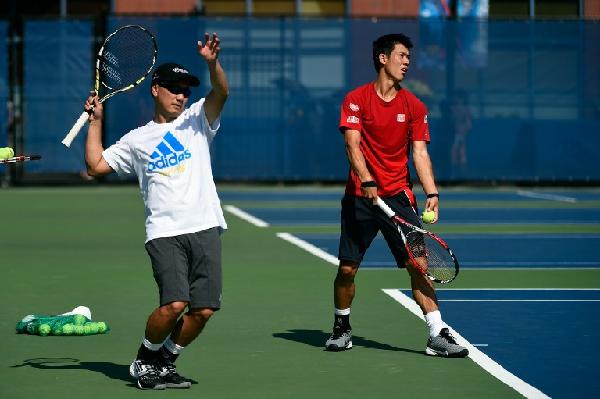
[166,381,192,389]
[325,341,353,351]
[136,380,167,390]
[425,346,468,358]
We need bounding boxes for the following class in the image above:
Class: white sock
[142,337,163,351]
[425,310,444,337]
[164,337,185,355]
[334,308,350,316]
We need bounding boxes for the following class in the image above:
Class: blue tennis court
[219,189,600,202]
[391,289,600,398]
[224,188,600,269]
[291,233,600,268]
[235,207,600,225]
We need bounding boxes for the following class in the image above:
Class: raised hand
[85,91,103,122]
[197,33,221,62]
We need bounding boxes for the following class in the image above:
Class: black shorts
[338,192,422,267]
[145,227,222,310]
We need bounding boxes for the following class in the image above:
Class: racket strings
[99,27,156,93]
[407,231,457,283]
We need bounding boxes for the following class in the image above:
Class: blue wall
[23,20,94,173]
[0,22,8,149]
[15,17,600,182]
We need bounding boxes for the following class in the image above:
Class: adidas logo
[148,132,192,172]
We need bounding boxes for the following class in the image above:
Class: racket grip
[376,197,395,218]
[62,111,89,147]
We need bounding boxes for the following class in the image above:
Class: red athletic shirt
[339,83,430,197]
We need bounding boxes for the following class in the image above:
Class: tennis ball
[38,324,51,336]
[52,325,63,336]
[62,324,74,335]
[73,325,85,335]
[0,147,14,160]
[83,322,99,335]
[96,322,108,333]
[422,210,435,224]
[73,314,87,326]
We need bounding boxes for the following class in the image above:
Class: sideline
[382,289,550,399]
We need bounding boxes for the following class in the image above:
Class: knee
[160,301,188,318]
[187,308,215,323]
[336,264,357,284]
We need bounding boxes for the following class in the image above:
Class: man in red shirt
[325,33,468,358]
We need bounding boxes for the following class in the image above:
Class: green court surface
[1,185,599,398]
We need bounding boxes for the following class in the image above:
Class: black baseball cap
[151,62,200,87]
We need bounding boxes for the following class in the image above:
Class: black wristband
[426,193,439,199]
[360,181,377,188]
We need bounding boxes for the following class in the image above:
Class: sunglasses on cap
[158,83,191,97]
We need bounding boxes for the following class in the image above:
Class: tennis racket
[376,197,459,284]
[61,25,158,147]
[0,155,42,164]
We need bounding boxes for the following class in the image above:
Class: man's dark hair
[372,33,413,72]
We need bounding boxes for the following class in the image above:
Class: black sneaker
[325,326,352,351]
[129,359,166,390]
[155,352,191,389]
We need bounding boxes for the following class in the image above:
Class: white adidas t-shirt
[102,98,227,243]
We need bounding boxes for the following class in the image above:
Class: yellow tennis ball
[96,322,108,333]
[62,324,74,335]
[0,147,14,160]
[83,322,99,335]
[38,324,51,336]
[422,210,435,224]
[73,325,85,335]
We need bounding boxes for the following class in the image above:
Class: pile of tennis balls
[16,313,109,337]
[45,315,109,336]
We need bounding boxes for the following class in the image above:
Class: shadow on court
[273,329,423,354]
[12,357,198,386]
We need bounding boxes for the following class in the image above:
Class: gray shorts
[145,227,222,310]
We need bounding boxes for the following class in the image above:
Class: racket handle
[62,111,89,148]
[376,197,395,218]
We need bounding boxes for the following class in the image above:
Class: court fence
[1,16,599,185]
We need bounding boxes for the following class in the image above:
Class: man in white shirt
[84,33,229,390]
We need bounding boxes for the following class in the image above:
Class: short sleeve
[102,139,134,176]
[409,98,430,143]
[339,93,362,134]
[185,99,220,141]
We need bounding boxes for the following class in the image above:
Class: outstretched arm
[412,140,439,222]
[198,33,229,125]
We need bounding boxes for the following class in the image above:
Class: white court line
[224,205,269,227]
[382,289,550,399]
[276,232,338,266]
[516,190,577,203]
